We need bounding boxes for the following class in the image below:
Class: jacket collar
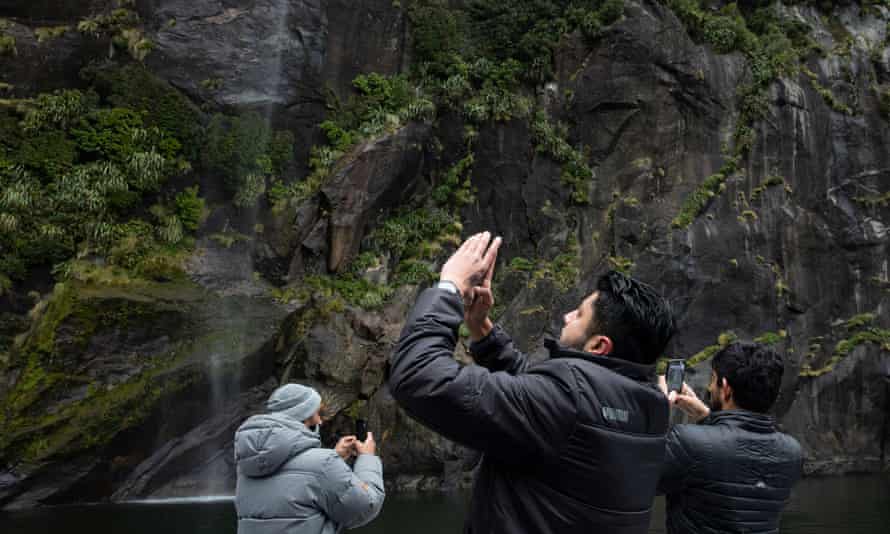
[702,409,776,433]
[544,338,656,382]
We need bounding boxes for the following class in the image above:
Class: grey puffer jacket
[234,413,384,534]
[658,410,803,534]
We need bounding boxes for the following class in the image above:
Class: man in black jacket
[389,232,676,534]
[658,342,803,534]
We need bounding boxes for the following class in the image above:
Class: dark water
[1,476,887,533]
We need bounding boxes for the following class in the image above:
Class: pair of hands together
[439,231,502,342]
[657,377,711,422]
[335,432,376,460]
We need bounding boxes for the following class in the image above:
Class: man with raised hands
[389,232,676,534]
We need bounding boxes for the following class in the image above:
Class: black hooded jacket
[658,410,804,534]
[388,288,670,534]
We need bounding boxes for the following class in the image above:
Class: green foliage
[174,186,206,231]
[854,190,890,208]
[464,0,625,83]
[0,88,188,286]
[750,175,784,201]
[202,112,293,206]
[665,1,817,227]
[671,169,730,229]
[0,35,15,56]
[531,111,593,204]
[34,26,70,43]
[505,234,581,292]
[753,329,786,345]
[687,331,738,366]
[800,310,890,377]
[85,64,204,160]
[433,152,476,207]
[608,255,634,275]
[843,313,875,330]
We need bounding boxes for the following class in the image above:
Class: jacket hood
[234,413,322,478]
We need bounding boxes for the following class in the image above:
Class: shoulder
[284,447,344,475]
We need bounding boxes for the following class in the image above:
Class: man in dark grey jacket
[389,232,676,534]
[234,383,384,534]
[658,342,803,534]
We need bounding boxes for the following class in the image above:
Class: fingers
[681,382,696,398]
[482,236,501,286]
[473,287,493,307]
[668,391,677,403]
[657,375,667,394]
[365,431,374,443]
[467,231,490,257]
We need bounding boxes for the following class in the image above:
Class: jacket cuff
[406,287,464,332]
[469,323,507,360]
[354,454,382,472]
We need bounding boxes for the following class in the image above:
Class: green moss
[507,234,581,292]
[531,111,593,204]
[672,170,730,229]
[34,26,70,43]
[687,331,738,367]
[608,256,634,275]
[666,2,814,228]
[842,313,875,330]
[802,67,855,115]
[750,175,784,201]
[0,34,15,56]
[800,311,890,377]
[854,191,890,208]
[753,330,787,345]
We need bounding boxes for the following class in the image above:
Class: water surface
[1,475,887,533]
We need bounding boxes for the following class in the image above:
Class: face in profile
[560,292,598,350]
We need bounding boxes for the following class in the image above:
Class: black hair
[591,270,676,365]
[711,342,784,413]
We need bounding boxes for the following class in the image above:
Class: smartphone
[355,419,368,442]
[666,359,685,393]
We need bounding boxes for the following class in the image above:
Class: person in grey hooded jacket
[234,383,385,534]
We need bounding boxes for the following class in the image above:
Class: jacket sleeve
[657,426,696,496]
[317,452,385,529]
[468,323,531,375]
[388,288,578,465]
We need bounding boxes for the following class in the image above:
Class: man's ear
[584,335,613,356]
[720,377,733,402]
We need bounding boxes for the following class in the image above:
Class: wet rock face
[143,0,326,108]
[1,0,890,509]
[323,123,432,272]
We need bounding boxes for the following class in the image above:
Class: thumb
[668,391,677,404]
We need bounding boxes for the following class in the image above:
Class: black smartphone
[355,419,368,442]
[666,360,685,393]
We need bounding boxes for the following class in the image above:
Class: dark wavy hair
[590,270,676,365]
[712,342,784,413]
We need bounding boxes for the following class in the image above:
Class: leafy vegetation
[800,312,890,377]
[666,1,820,228]
[686,331,738,366]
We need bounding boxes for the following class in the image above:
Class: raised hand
[464,237,499,341]
[440,232,502,308]
[335,436,357,460]
[659,376,711,423]
[355,432,376,456]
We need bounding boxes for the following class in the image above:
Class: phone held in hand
[355,419,368,442]
[666,360,685,393]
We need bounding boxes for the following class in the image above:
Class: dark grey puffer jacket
[658,410,803,534]
[389,288,670,534]
[234,413,384,534]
